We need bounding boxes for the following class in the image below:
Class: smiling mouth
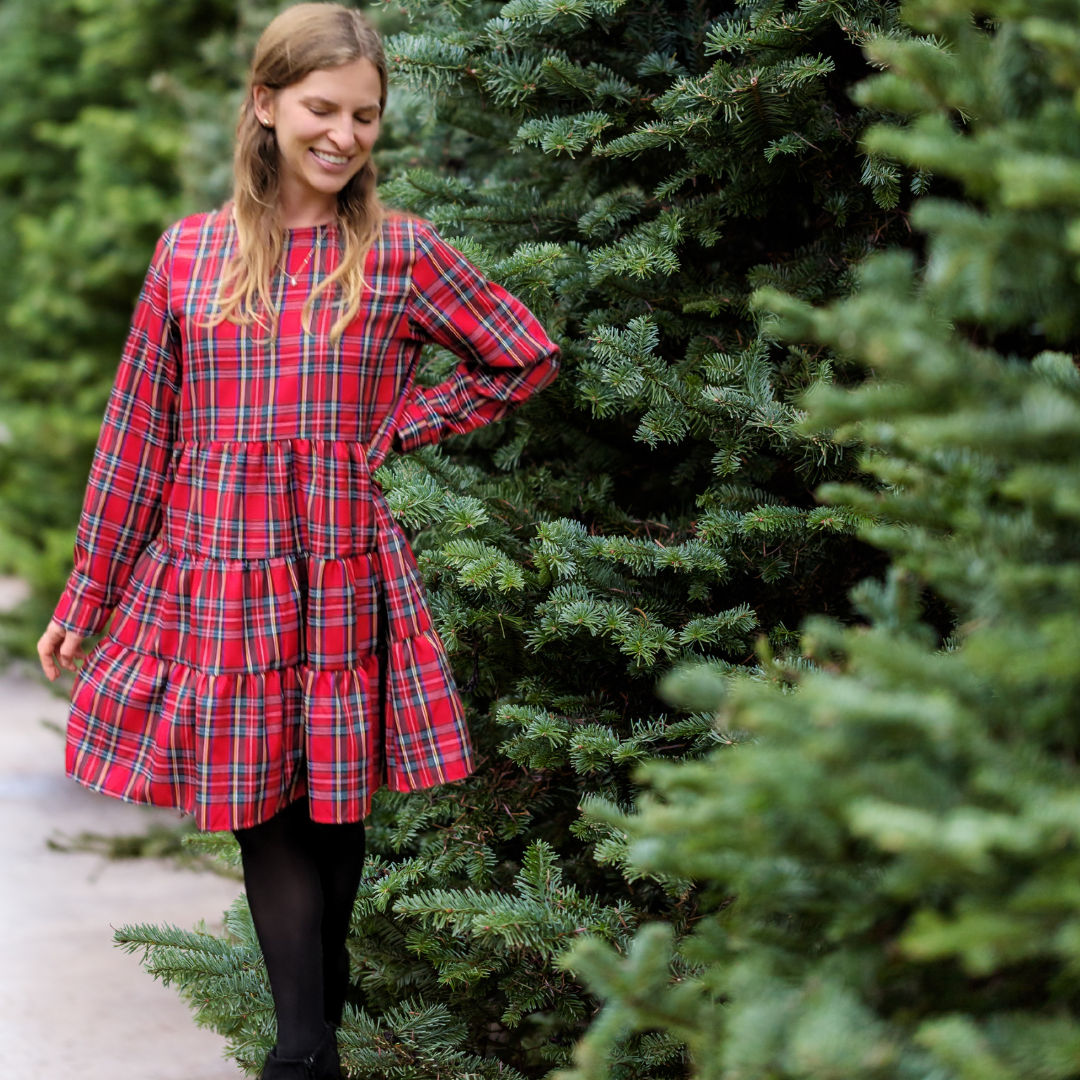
[311,149,351,166]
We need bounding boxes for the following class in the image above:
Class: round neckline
[283,220,337,234]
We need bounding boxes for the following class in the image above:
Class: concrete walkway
[0,582,244,1077]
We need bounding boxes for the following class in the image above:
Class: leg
[233,798,367,1048]
[308,816,366,1027]
[234,799,328,1059]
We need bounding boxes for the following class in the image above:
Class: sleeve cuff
[392,397,444,454]
[52,578,114,637]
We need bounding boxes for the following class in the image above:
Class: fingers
[37,620,86,682]
[37,622,64,681]
[58,629,88,673]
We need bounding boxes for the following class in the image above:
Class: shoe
[261,1022,342,1079]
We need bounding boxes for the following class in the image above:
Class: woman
[35,5,560,1078]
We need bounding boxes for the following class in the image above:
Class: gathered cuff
[392,397,444,454]
[52,576,114,637]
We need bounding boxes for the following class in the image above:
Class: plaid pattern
[53,208,560,830]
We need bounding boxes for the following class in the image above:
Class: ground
[0,578,244,1079]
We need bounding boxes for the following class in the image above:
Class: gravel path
[0,580,244,1078]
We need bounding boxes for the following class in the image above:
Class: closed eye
[307,106,377,123]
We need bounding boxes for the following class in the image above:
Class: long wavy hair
[208,3,387,342]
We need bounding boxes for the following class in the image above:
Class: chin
[305,168,364,196]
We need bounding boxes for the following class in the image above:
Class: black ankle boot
[261,1023,342,1079]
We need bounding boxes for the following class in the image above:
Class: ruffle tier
[111,540,382,673]
[67,631,470,832]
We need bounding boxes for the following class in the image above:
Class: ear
[252,84,277,127]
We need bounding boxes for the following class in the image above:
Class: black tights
[233,799,366,1059]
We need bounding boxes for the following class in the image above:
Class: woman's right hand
[37,619,87,681]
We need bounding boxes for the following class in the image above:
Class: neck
[277,175,338,229]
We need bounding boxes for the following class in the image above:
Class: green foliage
[557,0,1080,1076]
[48,817,223,871]
[334,5,919,1069]
[116,898,276,1072]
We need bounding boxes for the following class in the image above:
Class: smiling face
[253,57,383,224]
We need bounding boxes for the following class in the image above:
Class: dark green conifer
[557,0,1080,1074]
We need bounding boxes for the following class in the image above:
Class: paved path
[0,581,244,1078]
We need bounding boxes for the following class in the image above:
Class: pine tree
[555,0,1080,1075]
[111,0,940,1076]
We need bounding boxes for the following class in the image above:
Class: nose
[327,114,355,150]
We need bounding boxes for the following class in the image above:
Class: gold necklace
[282,241,317,286]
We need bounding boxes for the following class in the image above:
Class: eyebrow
[301,95,380,114]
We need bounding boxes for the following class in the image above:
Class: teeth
[313,150,348,165]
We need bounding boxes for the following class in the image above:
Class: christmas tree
[556,0,1080,1074]
[110,0,940,1075]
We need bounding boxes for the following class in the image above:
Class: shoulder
[148,208,233,285]
[376,212,482,288]
[377,209,439,255]
[164,206,232,251]
[374,212,469,293]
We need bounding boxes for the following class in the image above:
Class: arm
[49,228,182,639]
[394,222,561,453]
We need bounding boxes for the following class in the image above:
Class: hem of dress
[387,757,475,792]
[62,763,329,832]
[65,746,474,830]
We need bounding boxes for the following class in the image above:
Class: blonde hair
[209,2,387,342]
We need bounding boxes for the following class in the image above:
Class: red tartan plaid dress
[51,207,560,832]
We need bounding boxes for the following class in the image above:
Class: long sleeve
[394,222,561,453]
[52,228,182,637]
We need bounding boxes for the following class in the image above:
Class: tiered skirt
[65,439,473,831]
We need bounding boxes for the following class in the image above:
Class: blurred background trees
[0,0,234,642]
